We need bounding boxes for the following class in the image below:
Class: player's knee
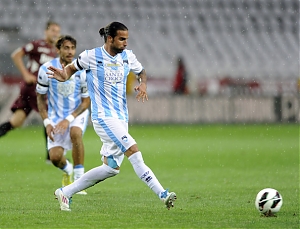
[49,148,63,165]
[124,144,139,157]
[106,156,120,170]
[50,157,61,166]
[10,110,26,127]
[103,164,120,177]
[70,127,82,141]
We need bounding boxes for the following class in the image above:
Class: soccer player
[47,22,177,211]
[0,21,61,163]
[37,35,91,194]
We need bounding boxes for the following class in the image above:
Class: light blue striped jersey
[73,46,143,122]
[36,57,89,123]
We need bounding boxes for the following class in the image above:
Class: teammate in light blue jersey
[37,35,91,194]
[48,22,176,211]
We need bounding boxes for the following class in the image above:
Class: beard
[111,46,124,54]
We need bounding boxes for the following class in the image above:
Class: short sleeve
[78,70,89,98]
[127,50,143,75]
[74,50,90,71]
[22,41,35,55]
[36,64,49,94]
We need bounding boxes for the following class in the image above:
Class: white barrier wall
[0,90,298,125]
[127,95,299,124]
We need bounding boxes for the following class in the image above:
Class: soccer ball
[255,188,283,215]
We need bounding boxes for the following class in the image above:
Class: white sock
[62,164,119,197]
[73,165,84,181]
[61,160,73,175]
[128,151,165,197]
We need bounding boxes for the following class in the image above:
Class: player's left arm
[36,92,48,121]
[36,92,55,141]
[70,70,90,118]
[36,65,50,123]
[69,97,91,119]
[128,50,148,102]
[54,71,90,134]
[134,69,148,102]
[54,97,90,135]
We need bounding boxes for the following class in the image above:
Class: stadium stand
[0,0,298,82]
[0,0,298,123]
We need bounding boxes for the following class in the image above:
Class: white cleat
[160,189,177,210]
[54,188,71,211]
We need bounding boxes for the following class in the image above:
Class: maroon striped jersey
[22,39,57,77]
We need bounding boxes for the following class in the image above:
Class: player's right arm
[47,50,90,82]
[11,47,36,84]
[36,65,55,141]
[36,92,54,142]
[47,62,77,82]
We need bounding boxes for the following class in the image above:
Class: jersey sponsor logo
[105,63,121,67]
[104,72,124,85]
[37,47,51,54]
[57,81,75,97]
[108,60,120,70]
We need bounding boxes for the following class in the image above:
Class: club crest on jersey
[121,135,128,143]
[57,81,75,97]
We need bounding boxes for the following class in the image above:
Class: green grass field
[0,124,298,228]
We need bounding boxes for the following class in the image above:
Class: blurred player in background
[0,21,60,163]
[173,56,189,95]
[48,21,176,211]
[37,35,90,194]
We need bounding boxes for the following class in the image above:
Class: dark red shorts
[11,81,38,115]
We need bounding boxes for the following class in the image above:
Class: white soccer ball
[255,188,283,215]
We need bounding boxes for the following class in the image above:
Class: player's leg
[0,121,13,137]
[58,118,122,199]
[0,109,26,137]
[69,126,88,195]
[50,146,73,186]
[24,84,50,163]
[1,82,32,137]
[59,163,119,198]
[69,110,89,182]
[44,127,51,163]
[10,109,27,127]
[125,147,176,209]
[55,163,119,211]
[48,127,73,187]
[70,126,84,179]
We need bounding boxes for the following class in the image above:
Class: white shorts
[92,117,136,168]
[47,109,89,153]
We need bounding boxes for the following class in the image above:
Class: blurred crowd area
[0,0,299,124]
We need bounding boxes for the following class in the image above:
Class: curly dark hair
[55,35,77,50]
